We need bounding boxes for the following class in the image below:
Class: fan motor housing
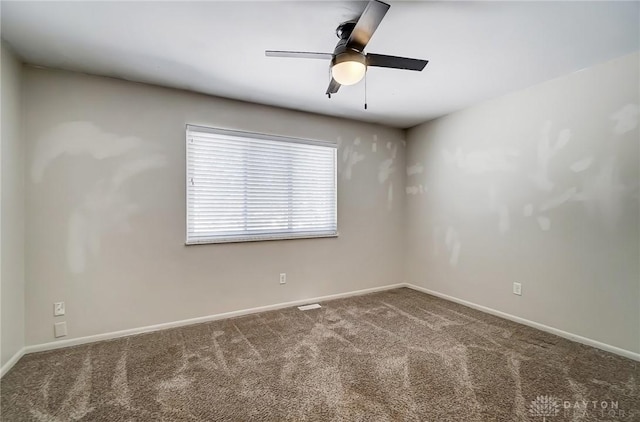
[332,50,366,67]
[334,21,363,56]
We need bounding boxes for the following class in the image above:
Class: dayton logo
[528,395,561,421]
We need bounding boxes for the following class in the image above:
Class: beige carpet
[1,288,638,421]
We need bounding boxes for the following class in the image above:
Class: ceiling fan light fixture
[331,52,366,86]
[265,1,428,96]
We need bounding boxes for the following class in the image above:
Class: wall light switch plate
[280,273,286,284]
[54,302,65,316]
[513,282,522,296]
[54,322,67,338]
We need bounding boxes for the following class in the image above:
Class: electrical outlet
[54,302,65,316]
[513,282,522,296]
[54,322,67,338]
[279,273,286,284]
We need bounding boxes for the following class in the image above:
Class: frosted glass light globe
[331,60,366,85]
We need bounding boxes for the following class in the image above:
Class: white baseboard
[1,347,25,378]
[24,283,406,355]
[405,283,640,362]
[12,282,639,370]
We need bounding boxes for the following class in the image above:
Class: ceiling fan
[265,0,429,98]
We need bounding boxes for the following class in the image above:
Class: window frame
[185,124,338,245]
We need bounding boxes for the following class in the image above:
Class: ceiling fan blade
[346,0,390,51]
[367,54,428,71]
[326,78,341,95]
[265,50,333,60]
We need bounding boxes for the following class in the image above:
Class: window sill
[185,232,339,246]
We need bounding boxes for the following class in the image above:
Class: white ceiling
[2,1,639,128]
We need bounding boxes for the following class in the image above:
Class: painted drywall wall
[405,52,640,354]
[22,67,406,346]
[1,42,25,366]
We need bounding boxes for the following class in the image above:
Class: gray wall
[1,42,25,366]
[12,52,640,356]
[405,52,640,353]
[22,67,406,346]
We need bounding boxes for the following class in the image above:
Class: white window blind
[186,125,338,244]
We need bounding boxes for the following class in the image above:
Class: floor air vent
[298,304,322,311]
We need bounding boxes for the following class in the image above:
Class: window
[186,125,337,244]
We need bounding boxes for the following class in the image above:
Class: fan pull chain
[364,70,368,110]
